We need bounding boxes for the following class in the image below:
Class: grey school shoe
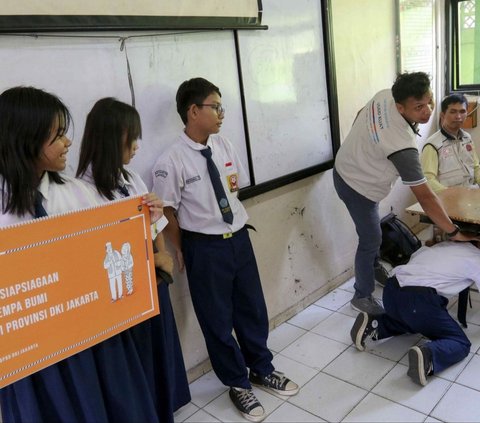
[408,345,433,386]
[249,370,299,396]
[351,296,385,315]
[229,387,265,422]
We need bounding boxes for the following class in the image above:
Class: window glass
[454,0,480,87]
[397,0,435,79]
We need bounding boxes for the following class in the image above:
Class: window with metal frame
[450,0,480,91]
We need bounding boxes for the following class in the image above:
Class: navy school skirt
[0,279,190,423]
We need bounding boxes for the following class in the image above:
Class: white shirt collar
[180,131,212,151]
[38,172,52,201]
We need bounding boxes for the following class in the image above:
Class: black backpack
[379,213,422,267]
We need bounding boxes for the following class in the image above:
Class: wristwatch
[447,224,460,238]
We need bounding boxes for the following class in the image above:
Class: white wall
[331,0,421,222]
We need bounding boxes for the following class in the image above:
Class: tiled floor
[174,267,480,421]
[2,232,477,423]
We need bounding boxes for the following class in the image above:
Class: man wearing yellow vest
[421,93,480,192]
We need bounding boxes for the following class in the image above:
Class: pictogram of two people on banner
[103,241,134,302]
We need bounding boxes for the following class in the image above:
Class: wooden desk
[406,187,480,232]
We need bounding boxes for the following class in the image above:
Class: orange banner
[0,196,158,388]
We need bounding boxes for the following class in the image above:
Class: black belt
[387,276,437,295]
[181,224,255,241]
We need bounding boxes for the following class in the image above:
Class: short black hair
[441,93,468,113]
[176,77,221,125]
[391,72,431,104]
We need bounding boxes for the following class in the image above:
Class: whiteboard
[0,0,337,194]
[237,0,333,184]
[0,31,248,190]
[0,0,263,31]
[1,0,260,17]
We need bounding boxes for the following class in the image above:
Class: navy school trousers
[182,226,274,389]
[378,277,471,373]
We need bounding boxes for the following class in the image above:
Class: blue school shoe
[249,370,299,396]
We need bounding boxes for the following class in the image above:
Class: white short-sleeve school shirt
[0,173,96,227]
[393,241,480,298]
[335,89,422,202]
[79,167,167,237]
[80,166,149,202]
[152,132,249,235]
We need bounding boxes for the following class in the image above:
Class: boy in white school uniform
[152,77,298,422]
[351,240,479,386]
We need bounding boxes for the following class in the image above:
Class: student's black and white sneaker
[374,261,391,287]
[350,311,379,351]
[249,370,299,396]
[229,387,265,422]
[408,345,433,386]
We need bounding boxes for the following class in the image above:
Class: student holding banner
[77,97,191,415]
[0,86,176,423]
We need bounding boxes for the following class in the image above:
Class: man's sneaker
[350,312,379,351]
[229,387,265,422]
[351,296,385,315]
[249,370,299,396]
[407,345,433,386]
[374,262,390,287]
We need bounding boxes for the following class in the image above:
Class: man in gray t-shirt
[333,72,474,315]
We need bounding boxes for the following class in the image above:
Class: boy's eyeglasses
[197,103,225,115]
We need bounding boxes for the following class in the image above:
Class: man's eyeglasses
[196,103,225,115]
